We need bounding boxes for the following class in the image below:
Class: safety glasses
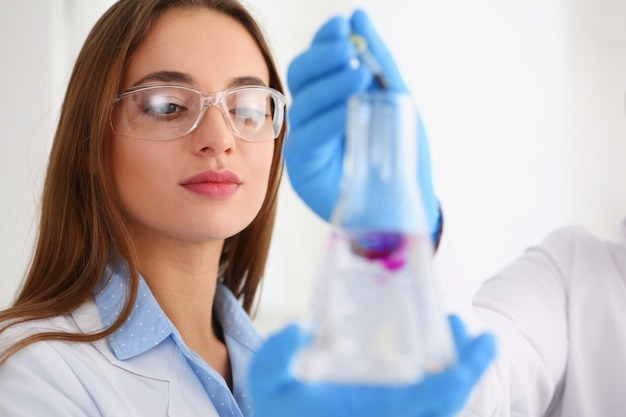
[111,84,286,142]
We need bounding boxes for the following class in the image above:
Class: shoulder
[537,223,612,263]
[542,224,601,247]
[0,320,103,416]
[0,315,83,387]
[0,314,95,387]
[0,300,112,410]
[0,298,107,371]
[483,224,606,291]
[518,223,623,288]
[0,298,103,351]
[0,314,76,354]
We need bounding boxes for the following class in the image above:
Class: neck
[136,236,223,320]
[131,231,232,385]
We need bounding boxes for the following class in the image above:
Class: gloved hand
[285,9,440,240]
[247,316,495,417]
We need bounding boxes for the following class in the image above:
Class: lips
[180,170,241,198]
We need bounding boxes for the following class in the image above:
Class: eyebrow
[130,71,267,89]
[227,76,267,88]
[131,70,194,87]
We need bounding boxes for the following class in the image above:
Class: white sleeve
[459,227,575,416]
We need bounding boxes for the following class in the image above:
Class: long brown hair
[0,0,285,364]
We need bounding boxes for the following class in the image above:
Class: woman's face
[111,8,274,248]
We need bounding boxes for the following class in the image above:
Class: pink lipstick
[181,170,241,198]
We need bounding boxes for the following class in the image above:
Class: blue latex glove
[285,9,440,239]
[247,316,495,417]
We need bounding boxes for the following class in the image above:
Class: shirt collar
[95,262,172,360]
[214,282,263,402]
[214,283,263,354]
[94,261,263,362]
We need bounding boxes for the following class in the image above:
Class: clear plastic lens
[224,89,273,138]
[111,85,284,142]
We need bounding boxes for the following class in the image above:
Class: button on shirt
[95,262,262,417]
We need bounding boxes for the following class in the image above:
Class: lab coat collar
[70,297,180,382]
[69,264,262,416]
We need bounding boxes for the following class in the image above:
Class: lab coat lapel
[71,299,175,380]
[71,299,221,415]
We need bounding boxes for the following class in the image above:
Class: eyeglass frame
[110,84,287,142]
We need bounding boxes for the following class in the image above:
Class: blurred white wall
[0,0,117,306]
[1,1,625,336]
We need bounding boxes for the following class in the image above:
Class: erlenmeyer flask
[295,91,456,384]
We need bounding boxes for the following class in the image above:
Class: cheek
[253,143,276,192]
[110,137,165,213]
[242,143,276,215]
[110,138,135,205]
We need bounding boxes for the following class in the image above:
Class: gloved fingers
[372,319,495,416]
[312,15,351,43]
[287,40,356,97]
[350,9,407,92]
[247,324,305,397]
[412,333,496,415]
[343,323,494,417]
[457,332,496,384]
[248,325,493,417]
[448,314,472,352]
[284,150,343,222]
[448,314,496,379]
[345,372,474,417]
[284,103,345,223]
[285,104,346,160]
[418,333,495,415]
[406,332,494,416]
[288,65,369,129]
[448,314,496,385]
[287,14,352,95]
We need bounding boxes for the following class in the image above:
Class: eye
[142,95,187,119]
[147,102,180,115]
[230,106,268,125]
[224,89,272,125]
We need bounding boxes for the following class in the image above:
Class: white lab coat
[0,299,226,416]
[457,222,626,416]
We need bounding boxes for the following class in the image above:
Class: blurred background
[1,0,626,334]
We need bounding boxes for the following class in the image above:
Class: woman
[0,1,285,415]
[0,1,493,416]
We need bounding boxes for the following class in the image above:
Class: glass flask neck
[332,91,428,237]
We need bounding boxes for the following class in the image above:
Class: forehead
[122,7,269,90]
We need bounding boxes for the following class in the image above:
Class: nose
[189,103,236,155]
